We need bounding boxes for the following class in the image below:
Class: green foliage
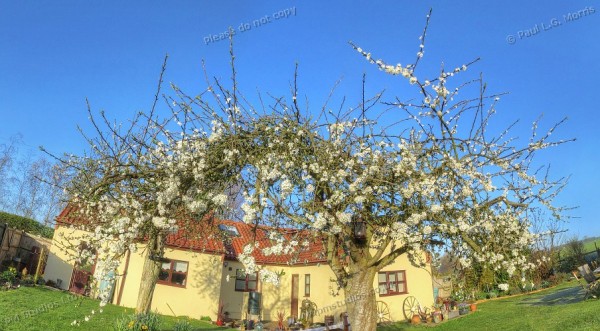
[20,275,35,286]
[113,312,161,331]
[0,267,17,284]
[173,319,193,331]
[199,315,211,321]
[0,211,54,238]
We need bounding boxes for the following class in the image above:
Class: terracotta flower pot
[470,304,477,312]
[411,314,421,324]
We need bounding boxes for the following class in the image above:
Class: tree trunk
[135,233,164,314]
[344,267,378,331]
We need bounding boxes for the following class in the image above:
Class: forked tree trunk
[344,268,378,331]
[135,233,164,314]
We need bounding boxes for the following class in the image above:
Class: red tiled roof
[56,206,327,266]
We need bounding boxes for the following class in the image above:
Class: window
[219,224,240,237]
[235,269,258,292]
[304,274,311,297]
[378,270,407,296]
[158,260,188,287]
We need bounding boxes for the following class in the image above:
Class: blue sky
[1,1,598,237]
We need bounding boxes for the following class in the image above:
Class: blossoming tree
[50,59,243,314]
[220,14,569,330]
[55,13,568,330]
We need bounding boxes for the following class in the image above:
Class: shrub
[114,312,161,331]
[548,272,569,285]
[36,276,45,286]
[173,319,193,331]
[475,291,487,300]
[20,275,35,286]
[0,211,54,238]
[0,267,17,285]
[199,316,211,321]
[487,291,498,299]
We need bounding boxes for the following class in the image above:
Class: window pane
[305,274,311,285]
[248,280,257,290]
[378,284,388,295]
[173,261,188,272]
[248,273,257,281]
[236,269,246,280]
[397,272,404,281]
[172,272,187,286]
[161,262,171,270]
[398,283,405,293]
[158,269,170,281]
[235,280,246,291]
[389,273,396,282]
[378,273,387,283]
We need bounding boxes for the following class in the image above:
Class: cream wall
[376,254,434,321]
[46,225,433,323]
[44,226,87,290]
[257,256,433,323]
[117,245,224,321]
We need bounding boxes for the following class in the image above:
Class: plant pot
[411,314,421,324]
[433,313,442,323]
[216,319,223,326]
[470,304,477,312]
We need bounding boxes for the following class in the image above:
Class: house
[44,206,434,323]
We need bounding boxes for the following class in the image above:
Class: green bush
[199,316,211,321]
[0,267,17,285]
[173,319,193,331]
[487,291,498,299]
[113,312,161,331]
[475,291,487,300]
[0,211,54,238]
[20,274,35,286]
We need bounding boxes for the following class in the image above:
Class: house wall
[220,257,433,323]
[376,253,434,321]
[117,245,224,321]
[44,226,86,290]
[46,225,434,323]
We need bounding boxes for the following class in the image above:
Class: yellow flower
[141,325,148,331]
[128,321,135,329]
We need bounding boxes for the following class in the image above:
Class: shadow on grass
[518,286,586,306]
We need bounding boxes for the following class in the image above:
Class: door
[69,268,92,295]
[291,274,299,318]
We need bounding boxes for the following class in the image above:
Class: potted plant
[458,303,469,315]
[469,301,477,312]
[410,314,421,324]
[215,301,225,326]
[432,310,442,323]
[276,311,286,331]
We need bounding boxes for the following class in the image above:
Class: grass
[0,286,235,331]
[3,282,598,331]
[378,281,600,331]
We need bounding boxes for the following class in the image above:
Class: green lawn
[379,281,600,331]
[0,286,235,331]
[3,282,599,331]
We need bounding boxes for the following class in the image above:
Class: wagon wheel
[376,301,392,324]
[403,296,420,320]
